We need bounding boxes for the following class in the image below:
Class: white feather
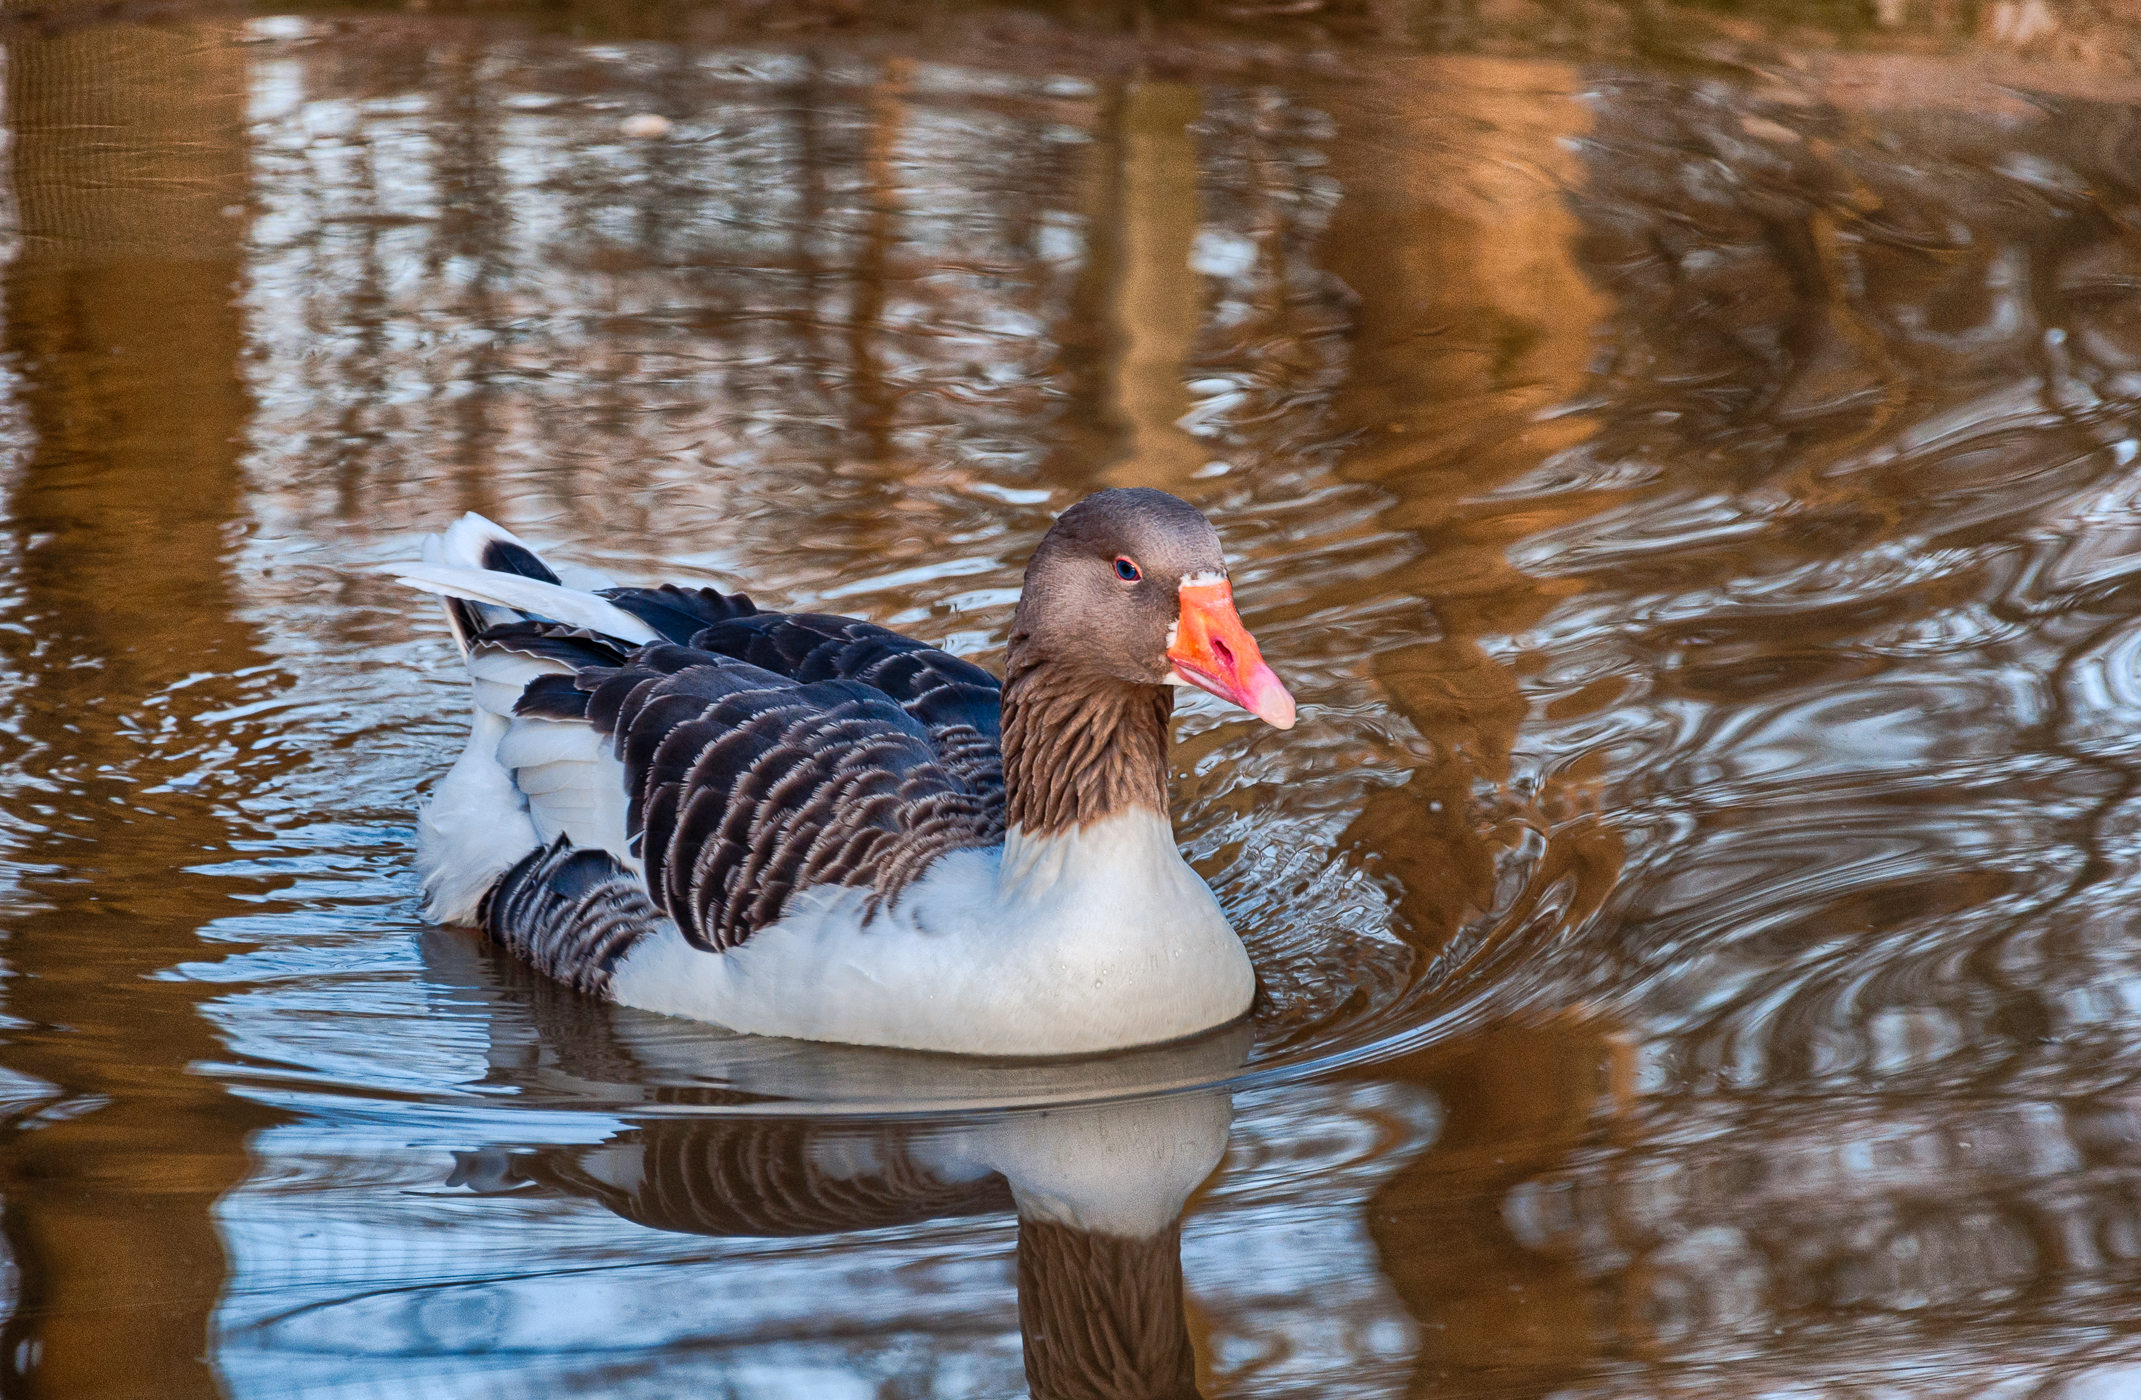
[607,809,1253,1056]
[468,677,532,718]
[500,716,636,867]
[416,708,541,925]
[467,646,575,689]
[388,562,661,645]
[464,647,574,717]
[438,511,539,569]
[495,719,605,771]
[511,760,586,797]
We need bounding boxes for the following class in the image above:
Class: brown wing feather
[599,599,1005,824]
[522,648,1002,954]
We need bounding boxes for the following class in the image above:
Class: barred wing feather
[517,644,1002,954]
[601,589,1002,792]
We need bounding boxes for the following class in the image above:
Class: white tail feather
[423,514,553,652]
[438,512,540,569]
[409,518,646,921]
[388,562,662,645]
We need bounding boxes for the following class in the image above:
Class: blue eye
[1114,557,1142,582]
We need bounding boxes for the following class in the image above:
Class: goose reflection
[426,911,1251,1395]
[454,1090,1226,1399]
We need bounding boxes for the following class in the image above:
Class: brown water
[5,4,2141,1396]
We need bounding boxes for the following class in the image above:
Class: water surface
[4,6,2141,1396]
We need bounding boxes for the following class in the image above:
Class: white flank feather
[417,708,540,925]
[495,719,606,771]
[466,647,577,718]
[500,716,636,867]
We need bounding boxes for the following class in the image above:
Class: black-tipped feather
[692,613,999,714]
[685,614,1004,829]
[579,669,1000,953]
[480,838,659,995]
[516,673,592,722]
[474,621,636,672]
[482,538,563,584]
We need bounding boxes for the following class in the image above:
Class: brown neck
[1000,653,1173,838]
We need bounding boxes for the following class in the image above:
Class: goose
[390,488,1296,1056]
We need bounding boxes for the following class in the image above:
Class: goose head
[1009,488,1295,730]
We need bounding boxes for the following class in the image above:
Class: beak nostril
[1210,637,1234,673]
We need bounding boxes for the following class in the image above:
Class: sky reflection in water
[2,7,2141,1396]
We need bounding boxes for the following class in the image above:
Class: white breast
[605,808,1255,1055]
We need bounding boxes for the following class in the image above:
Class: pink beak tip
[1247,665,1298,730]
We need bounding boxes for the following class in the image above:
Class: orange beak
[1166,577,1297,730]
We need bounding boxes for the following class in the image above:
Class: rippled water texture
[5,7,2141,1396]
